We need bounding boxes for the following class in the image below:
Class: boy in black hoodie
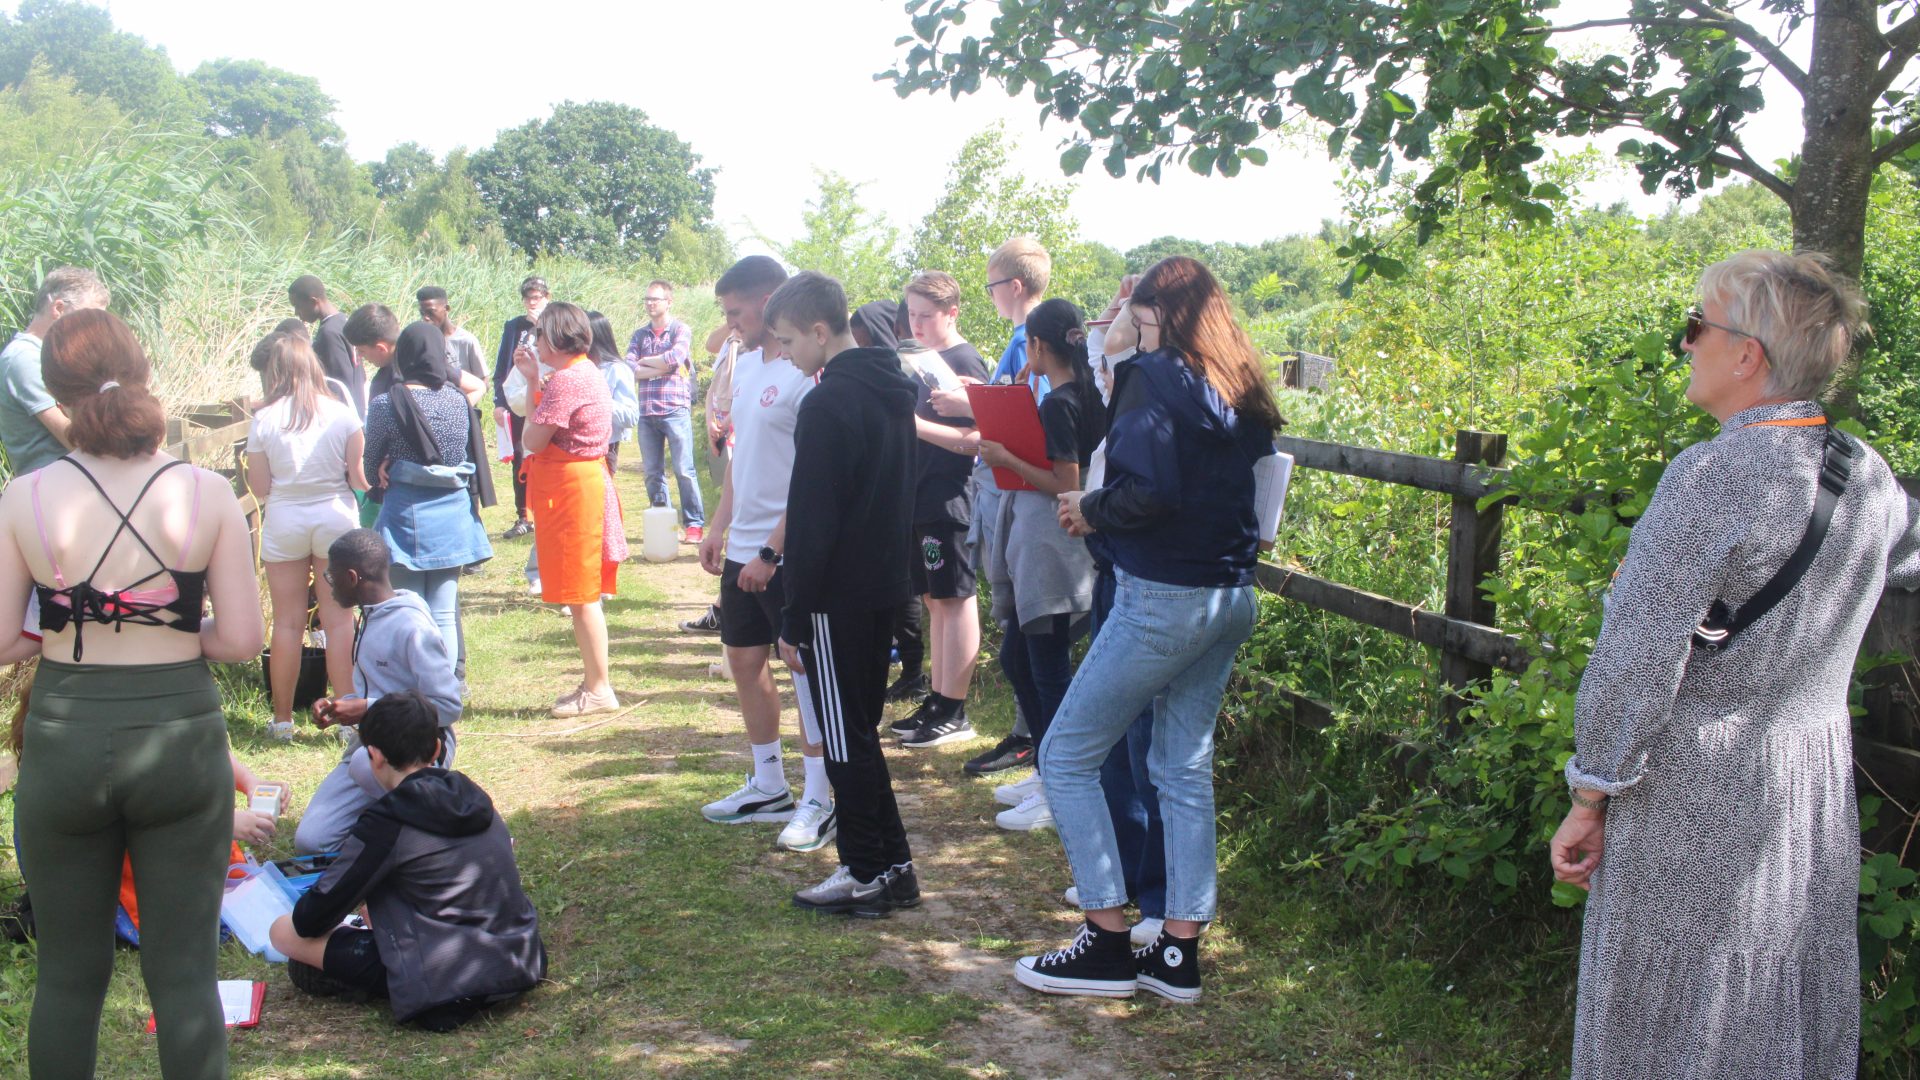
[768,272,923,917]
[269,691,546,1030]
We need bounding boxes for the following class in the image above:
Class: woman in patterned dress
[1550,250,1920,1078]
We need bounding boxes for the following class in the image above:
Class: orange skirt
[528,449,622,604]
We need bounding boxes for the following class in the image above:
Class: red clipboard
[965,384,1047,492]
[148,980,265,1032]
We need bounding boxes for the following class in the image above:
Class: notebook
[147,980,264,1032]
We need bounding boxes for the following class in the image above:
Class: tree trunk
[1793,0,1883,410]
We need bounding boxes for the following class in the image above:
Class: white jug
[642,505,679,562]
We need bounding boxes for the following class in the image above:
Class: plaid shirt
[625,319,692,416]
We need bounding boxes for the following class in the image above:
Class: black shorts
[322,928,390,998]
[720,559,787,648]
[911,520,976,600]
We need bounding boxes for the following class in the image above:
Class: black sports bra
[31,457,208,660]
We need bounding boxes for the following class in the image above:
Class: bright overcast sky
[56,0,1808,255]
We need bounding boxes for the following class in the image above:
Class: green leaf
[1867,911,1907,939]
[1493,860,1518,888]
[1059,143,1093,175]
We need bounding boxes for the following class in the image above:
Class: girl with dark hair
[364,321,493,669]
[247,333,368,739]
[0,308,265,1078]
[1016,256,1279,1004]
[515,301,626,716]
[976,299,1105,833]
[587,310,639,467]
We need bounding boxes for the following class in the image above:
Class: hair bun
[1065,328,1088,347]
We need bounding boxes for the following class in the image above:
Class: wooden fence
[1254,429,1920,860]
[164,399,261,565]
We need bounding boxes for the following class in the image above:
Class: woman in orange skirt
[514,301,627,716]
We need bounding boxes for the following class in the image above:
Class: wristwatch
[758,546,783,566]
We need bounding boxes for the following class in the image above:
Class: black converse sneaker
[889,695,938,737]
[900,706,974,748]
[1133,930,1203,1003]
[1013,922,1137,998]
[793,865,894,919]
[885,861,922,908]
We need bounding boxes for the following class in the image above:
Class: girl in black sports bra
[0,309,263,1080]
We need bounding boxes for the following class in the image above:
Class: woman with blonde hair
[247,331,367,740]
[1551,250,1920,1077]
[1017,254,1281,1004]
[0,309,264,1078]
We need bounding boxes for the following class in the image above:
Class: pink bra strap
[178,466,204,569]
[30,471,64,589]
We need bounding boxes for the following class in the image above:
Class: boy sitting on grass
[293,528,461,855]
[270,690,546,1031]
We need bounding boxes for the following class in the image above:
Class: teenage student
[887,271,989,749]
[767,272,923,917]
[0,309,265,1079]
[272,690,546,1032]
[492,276,549,540]
[695,256,835,854]
[977,299,1104,832]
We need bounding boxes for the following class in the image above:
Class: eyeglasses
[984,277,1014,294]
[1684,305,1769,358]
[322,569,342,585]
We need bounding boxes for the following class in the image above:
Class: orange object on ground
[528,445,625,604]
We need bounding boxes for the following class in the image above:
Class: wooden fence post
[1441,430,1507,720]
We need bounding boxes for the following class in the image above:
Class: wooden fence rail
[1257,428,1919,859]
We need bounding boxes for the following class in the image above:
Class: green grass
[0,449,1578,1078]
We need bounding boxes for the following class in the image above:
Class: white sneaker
[1130,917,1166,948]
[700,775,796,824]
[994,771,1043,807]
[996,789,1055,831]
[527,576,542,596]
[777,798,837,852]
[1064,886,1080,908]
[267,720,294,743]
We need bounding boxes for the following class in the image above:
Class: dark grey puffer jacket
[291,768,545,1022]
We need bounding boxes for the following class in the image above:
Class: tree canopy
[191,57,340,142]
[468,101,717,265]
[889,0,1920,281]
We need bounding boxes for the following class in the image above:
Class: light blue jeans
[1040,568,1257,923]
[636,407,705,528]
[389,565,462,680]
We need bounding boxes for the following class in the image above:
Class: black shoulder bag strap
[1692,426,1856,652]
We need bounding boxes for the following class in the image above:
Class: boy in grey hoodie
[293,528,463,854]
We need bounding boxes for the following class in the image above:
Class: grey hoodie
[354,590,461,730]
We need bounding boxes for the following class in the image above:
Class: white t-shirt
[725,348,814,563]
[246,394,362,504]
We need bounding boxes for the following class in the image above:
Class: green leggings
[15,659,231,1080]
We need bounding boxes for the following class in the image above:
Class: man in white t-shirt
[695,256,835,854]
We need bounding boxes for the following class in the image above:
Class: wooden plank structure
[1257,427,1920,860]
[162,399,261,566]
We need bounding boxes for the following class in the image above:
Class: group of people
[0,237,1915,1078]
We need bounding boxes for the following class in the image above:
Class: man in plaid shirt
[625,279,707,543]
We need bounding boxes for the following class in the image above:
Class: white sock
[800,752,831,807]
[751,740,786,793]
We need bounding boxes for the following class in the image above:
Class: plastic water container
[642,505,679,562]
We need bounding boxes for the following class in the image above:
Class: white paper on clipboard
[901,346,962,392]
[1253,450,1293,544]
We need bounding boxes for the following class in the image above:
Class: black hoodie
[779,346,918,645]
[291,768,546,1021]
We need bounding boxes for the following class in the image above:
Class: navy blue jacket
[1082,348,1273,587]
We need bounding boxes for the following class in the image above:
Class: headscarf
[389,321,455,465]
[850,300,901,352]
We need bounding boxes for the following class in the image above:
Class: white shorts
[261,495,357,564]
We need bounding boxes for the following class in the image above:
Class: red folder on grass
[965,383,1047,492]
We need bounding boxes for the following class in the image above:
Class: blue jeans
[1041,569,1256,923]
[1092,568,1165,920]
[636,408,705,528]
[999,614,1076,771]
[389,565,462,680]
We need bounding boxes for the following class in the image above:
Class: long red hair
[1133,255,1285,432]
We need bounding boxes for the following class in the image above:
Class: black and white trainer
[889,695,937,737]
[1013,922,1137,998]
[1133,930,1203,1003]
[793,865,894,919]
[899,708,974,749]
[885,861,922,909]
